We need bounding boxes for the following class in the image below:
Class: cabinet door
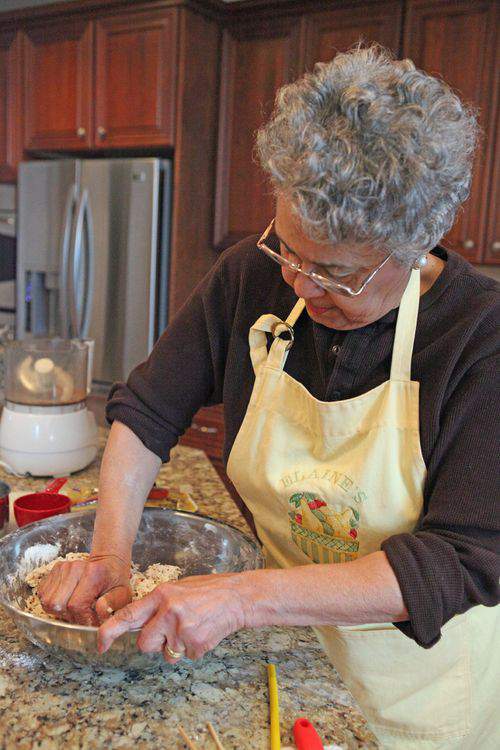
[94,10,177,148]
[23,20,93,151]
[214,17,304,249]
[0,31,22,183]
[304,2,402,68]
[483,20,499,265]
[404,0,498,263]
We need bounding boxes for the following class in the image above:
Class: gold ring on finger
[164,643,185,660]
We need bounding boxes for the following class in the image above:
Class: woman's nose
[293,269,325,299]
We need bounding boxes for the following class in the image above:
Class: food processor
[0,338,98,476]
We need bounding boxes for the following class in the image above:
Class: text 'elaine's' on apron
[227,269,499,749]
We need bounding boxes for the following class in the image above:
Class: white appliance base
[0,406,98,476]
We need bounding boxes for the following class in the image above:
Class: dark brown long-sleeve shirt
[107,236,500,648]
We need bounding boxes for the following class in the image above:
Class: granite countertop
[0,429,378,750]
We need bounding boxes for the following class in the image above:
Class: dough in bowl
[24,552,182,620]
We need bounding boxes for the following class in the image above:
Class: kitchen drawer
[179,404,225,460]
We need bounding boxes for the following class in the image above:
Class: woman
[39,44,499,748]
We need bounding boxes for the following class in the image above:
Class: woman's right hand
[37,554,132,626]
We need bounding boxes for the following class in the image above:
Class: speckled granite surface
[0,429,378,749]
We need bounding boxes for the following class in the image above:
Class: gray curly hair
[256,42,481,265]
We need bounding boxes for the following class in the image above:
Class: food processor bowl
[3,338,89,406]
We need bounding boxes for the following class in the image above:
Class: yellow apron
[227,270,499,748]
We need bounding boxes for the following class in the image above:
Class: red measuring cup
[13,491,71,528]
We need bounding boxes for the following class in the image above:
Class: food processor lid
[4,337,89,354]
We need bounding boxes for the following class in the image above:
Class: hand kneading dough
[24,552,182,621]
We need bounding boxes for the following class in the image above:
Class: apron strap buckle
[271,321,294,351]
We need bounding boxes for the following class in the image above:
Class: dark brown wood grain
[0,0,497,276]
[94,9,178,148]
[23,19,94,151]
[0,0,222,28]
[214,2,404,250]
[404,0,499,264]
[0,31,23,183]
[303,2,402,69]
[482,2,500,265]
[167,7,220,317]
[214,15,305,250]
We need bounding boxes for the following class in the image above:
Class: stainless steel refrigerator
[17,158,172,383]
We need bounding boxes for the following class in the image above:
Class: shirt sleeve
[105,253,230,462]
[381,350,500,648]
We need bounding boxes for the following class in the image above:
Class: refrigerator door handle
[70,188,94,338]
[81,190,95,339]
[58,183,78,338]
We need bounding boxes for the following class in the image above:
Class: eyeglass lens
[265,232,364,288]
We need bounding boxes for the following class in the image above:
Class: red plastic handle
[293,718,324,750]
[45,478,68,494]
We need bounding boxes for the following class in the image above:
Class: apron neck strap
[249,298,306,374]
[390,268,421,382]
[249,270,420,380]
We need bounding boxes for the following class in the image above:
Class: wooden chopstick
[178,724,200,750]
[207,721,226,750]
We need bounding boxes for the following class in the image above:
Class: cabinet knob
[491,241,500,252]
[76,127,86,139]
[191,422,218,434]
[97,126,107,140]
[463,239,475,250]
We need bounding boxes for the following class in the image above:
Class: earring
[413,254,428,269]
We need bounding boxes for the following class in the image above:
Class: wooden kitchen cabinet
[214,16,304,249]
[215,1,404,249]
[23,8,177,153]
[482,14,499,265]
[23,19,93,151]
[0,30,22,183]
[94,10,177,148]
[304,2,402,69]
[403,0,499,264]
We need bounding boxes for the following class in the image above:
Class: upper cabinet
[22,8,177,154]
[214,17,304,249]
[0,0,498,267]
[304,2,402,67]
[0,31,22,182]
[404,0,499,264]
[94,11,177,148]
[214,3,403,249]
[23,20,93,151]
[483,80,499,264]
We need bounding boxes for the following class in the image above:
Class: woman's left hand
[97,573,249,663]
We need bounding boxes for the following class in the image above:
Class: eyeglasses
[257,218,393,297]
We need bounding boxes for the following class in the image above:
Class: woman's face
[275,195,413,330]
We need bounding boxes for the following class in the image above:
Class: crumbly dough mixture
[24,552,182,620]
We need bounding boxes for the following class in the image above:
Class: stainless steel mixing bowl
[0,508,264,669]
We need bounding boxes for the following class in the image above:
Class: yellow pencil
[267,663,281,750]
